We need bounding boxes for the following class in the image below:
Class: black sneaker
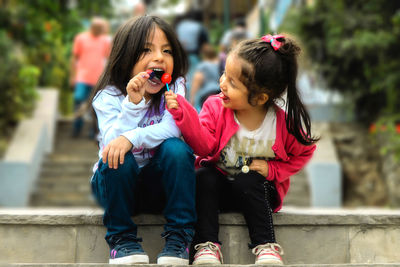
[108,233,149,264]
[157,230,190,264]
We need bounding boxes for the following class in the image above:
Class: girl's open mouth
[147,68,164,86]
[147,78,162,86]
[219,92,229,101]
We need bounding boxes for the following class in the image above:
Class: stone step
[31,120,98,207]
[283,170,310,207]
[30,192,97,207]
[1,207,400,264]
[1,264,400,267]
[33,182,91,194]
[40,167,94,178]
[37,177,91,188]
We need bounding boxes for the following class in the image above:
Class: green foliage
[281,0,400,160]
[209,19,225,46]
[371,115,400,161]
[283,0,400,124]
[0,0,112,120]
[0,30,40,135]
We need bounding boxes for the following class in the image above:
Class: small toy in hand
[146,69,172,91]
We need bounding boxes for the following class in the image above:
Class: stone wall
[330,122,388,207]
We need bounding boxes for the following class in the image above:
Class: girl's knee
[99,153,139,181]
[160,138,193,161]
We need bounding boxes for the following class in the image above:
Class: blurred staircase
[29,119,99,207]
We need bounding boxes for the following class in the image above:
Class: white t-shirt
[217,107,276,176]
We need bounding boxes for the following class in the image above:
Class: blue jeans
[91,138,196,244]
[73,82,93,137]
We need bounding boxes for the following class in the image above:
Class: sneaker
[157,231,190,264]
[192,241,223,265]
[108,234,149,264]
[252,243,284,265]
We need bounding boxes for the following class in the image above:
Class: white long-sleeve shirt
[92,77,186,169]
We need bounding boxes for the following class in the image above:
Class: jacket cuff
[266,161,274,181]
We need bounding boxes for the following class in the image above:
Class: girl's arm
[93,89,148,147]
[166,92,217,156]
[120,77,186,149]
[266,135,316,183]
[93,88,150,168]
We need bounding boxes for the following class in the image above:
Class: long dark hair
[91,15,188,114]
[232,36,318,145]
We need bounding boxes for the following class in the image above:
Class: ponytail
[281,36,318,146]
[285,65,317,145]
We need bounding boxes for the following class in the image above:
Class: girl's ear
[257,93,269,105]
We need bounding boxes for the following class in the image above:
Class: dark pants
[73,82,93,137]
[91,138,197,244]
[193,166,279,249]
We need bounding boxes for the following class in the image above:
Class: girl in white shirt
[90,16,195,265]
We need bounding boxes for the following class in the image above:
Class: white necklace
[241,153,250,173]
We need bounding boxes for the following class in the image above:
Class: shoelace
[194,241,224,264]
[251,243,284,257]
[110,234,143,252]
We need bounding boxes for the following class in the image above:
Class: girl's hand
[102,136,133,169]
[126,71,150,104]
[249,159,269,177]
[165,91,179,109]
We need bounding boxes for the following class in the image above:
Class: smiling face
[219,53,254,111]
[132,26,174,99]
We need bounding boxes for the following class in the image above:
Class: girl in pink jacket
[165,34,318,265]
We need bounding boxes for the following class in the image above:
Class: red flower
[396,124,400,134]
[44,22,52,32]
[369,123,377,134]
[44,53,51,62]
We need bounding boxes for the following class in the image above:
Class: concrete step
[1,264,400,267]
[1,207,400,264]
[283,170,310,207]
[30,120,98,207]
[32,183,91,194]
[36,179,91,191]
[30,192,97,207]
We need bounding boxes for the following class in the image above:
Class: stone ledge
[2,207,400,264]
[0,89,59,206]
[306,122,342,207]
[1,264,400,267]
[1,207,400,226]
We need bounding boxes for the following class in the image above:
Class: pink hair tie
[261,34,285,51]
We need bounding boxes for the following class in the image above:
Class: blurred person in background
[219,17,253,75]
[189,44,220,112]
[132,1,147,17]
[175,9,209,98]
[70,17,111,138]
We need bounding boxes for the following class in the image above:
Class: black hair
[231,35,319,146]
[91,15,188,114]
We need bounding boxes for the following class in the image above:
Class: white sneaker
[192,241,223,265]
[252,243,284,265]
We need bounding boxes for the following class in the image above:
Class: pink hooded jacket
[167,94,316,212]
